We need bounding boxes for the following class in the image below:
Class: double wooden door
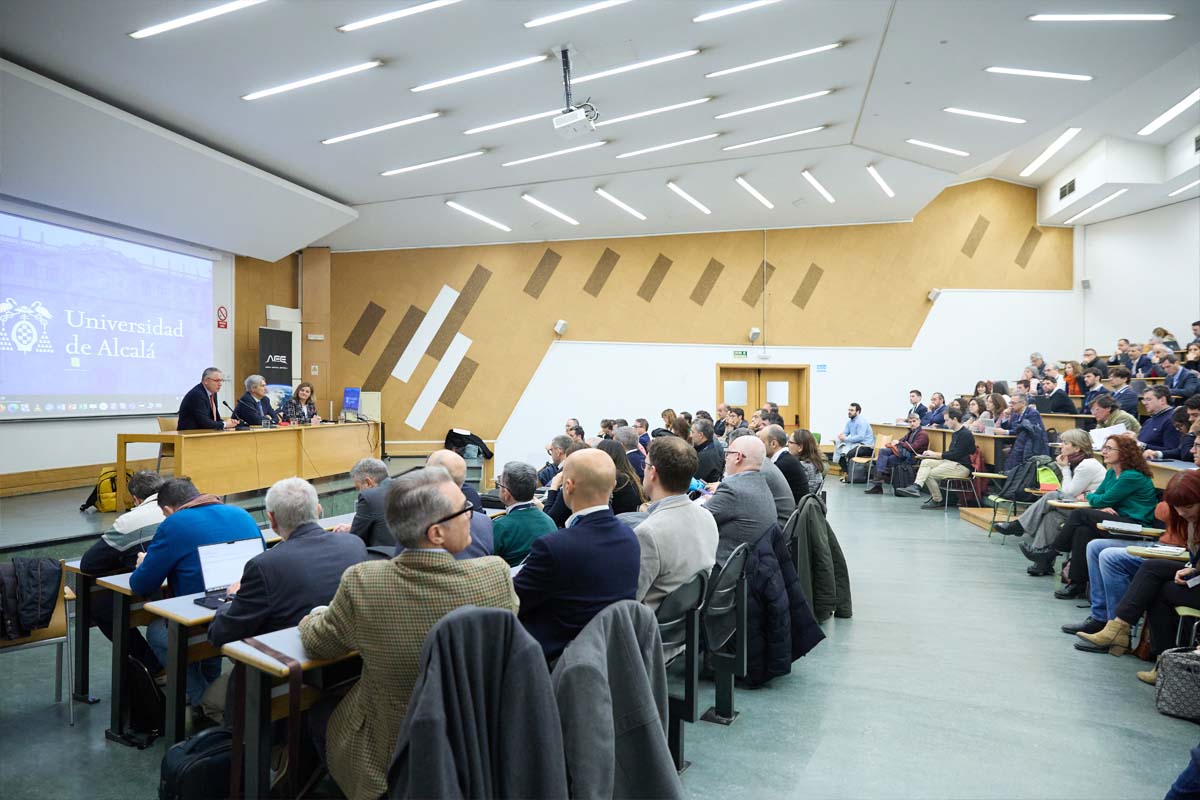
[717,365,809,431]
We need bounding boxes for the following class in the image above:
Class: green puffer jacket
[784,494,852,620]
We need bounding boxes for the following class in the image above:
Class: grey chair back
[702,543,749,652]
[655,571,707,652]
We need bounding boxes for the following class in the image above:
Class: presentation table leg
[71,573,100,704]
[164,620,188,745]
[244,670,273,800]
[104,592,132,744]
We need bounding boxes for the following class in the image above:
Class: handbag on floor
[1155,647,1200,722]
[159,727,232,800]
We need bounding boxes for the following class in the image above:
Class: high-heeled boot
[1136,667,1157,685]
[1076,618,1131,655]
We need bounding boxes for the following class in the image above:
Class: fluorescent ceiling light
[667,182,712,214]
[706,42,841,78]
[242,60,382,100]
[801,170,835,204]
[693,0,782,22]
[1029,13,1174,21]
[1137,88,1200,136]
[1018,127,1081,177]
[525,0,633,27]
[1063,188,1127,224]
[722,125,825,151]
[866,165,895,198]
[130,0,266,38]
[1168,179,1200,197]
[715,90,831,119]
[736,176,774,209]
[338,0,462,32]
[445,201,511,232]
[412,55,548,92]
[380,150,483,176]
[595,188,646,220]
[943,106,1026,124]
[322,112,440,144]
[463,109,558,135]
[502,141,608,167]
[596,97,712,126]
[616,133,719,158]
[986,66,1092,81]
[905,138,970,157]
[573,50,699,84]
[522,194,580,225]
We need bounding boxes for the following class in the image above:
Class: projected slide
[0,211,214,421]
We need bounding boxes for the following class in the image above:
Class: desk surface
[144,593,215,626]
[222,625,353,677]
[63,558,83,574]
[95,573,161,596]
[1094,523,1162,539]
[1127,546,1189,562]
[1048,500,1090,510]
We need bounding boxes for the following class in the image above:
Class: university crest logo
[0,298,54,354]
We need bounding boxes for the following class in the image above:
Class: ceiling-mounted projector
[553,47,598,139]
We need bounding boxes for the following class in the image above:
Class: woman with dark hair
[670,416,691,439]
[788,429,826,493]
[1050,435,1159,599]
[1184,342,1200,372]
[966,397,985,424]
[281,382,321,423]
[661,408,677,429]
[597,439,646,514]
[991,381,1011,401]
[973,380,989,399]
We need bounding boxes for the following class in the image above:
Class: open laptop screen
[197,538,265,594]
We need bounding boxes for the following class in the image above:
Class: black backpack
[127,656,166,745]
[159,727,232,800]
[997,455,1060,503]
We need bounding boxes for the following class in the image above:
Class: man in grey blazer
[334,458,395,547]
[633,437,719,610]
[704,434,778,564]
[731,428,795,527]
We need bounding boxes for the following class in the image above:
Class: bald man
[706,434,778,563]
[421,450,493,559]
[514,449,641,660]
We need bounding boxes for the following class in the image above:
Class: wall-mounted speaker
[927,288,942,302]
[553,319,568,336]
[1081,278,1092,290]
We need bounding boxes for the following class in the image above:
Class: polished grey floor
[0,480,1191,798]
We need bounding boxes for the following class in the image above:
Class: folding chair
[0,563,74,725]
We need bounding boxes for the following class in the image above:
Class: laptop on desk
[192,538,266,609]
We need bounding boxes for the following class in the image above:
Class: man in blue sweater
[131,477,261,706]
[1139,386,1181,458]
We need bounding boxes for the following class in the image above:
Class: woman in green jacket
[1050,434,1160,599]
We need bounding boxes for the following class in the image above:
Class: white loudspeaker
[554,319,568,336]
[1080,278,1092,290]
[927,288,942,302]
[748,327,761,342]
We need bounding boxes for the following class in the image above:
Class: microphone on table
[222,401,250,429]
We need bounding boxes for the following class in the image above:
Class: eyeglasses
[725,451,743,460]
[1101,445,1117,452]
[430,500,474,527]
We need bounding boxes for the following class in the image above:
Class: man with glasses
[492,461,556,567]
[538,434,572,486]
[176,366,239,430]
[704,435,777,564]
[300,466,517,800]
[425,449,493,559]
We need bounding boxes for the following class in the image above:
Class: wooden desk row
[871,423,1014,468]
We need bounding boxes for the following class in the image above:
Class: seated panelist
[177,367,239,431]
[281,380,322,424]
[235,374,279,426]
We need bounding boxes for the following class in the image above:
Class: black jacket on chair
[176,382,224,431]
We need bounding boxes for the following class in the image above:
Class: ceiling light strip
[722,125,825,151]
[1168,179,1200,198]
[445,201,511,232]
[463,109,559,135]
[666,182,712,214]
[573,50,699,84]
[242,60,382,100]
[322,112,440,144]
[1029,13,1174,21]
[705,42,841,78]
[595,188,646,220]
[943,106,1026,124]
[801,170,835,204]
[986,66,1092,81]
[866,165,895,198]
[130,0,267,38]
[1018,127,1081,177]
[735,176,774,209]
[905,138,970,157]
[1137,88,1200,136]
[380,150,484,176]
[1063,188,1128,224]
[693,0,781,23]
[715,90,831,119]
[502,140,608,167]
[522,194,580,225]
[524,0,633,28]
[616,133,719,158]
[412,55,548,92]
[595,97,712,126]
[339,0,463,32]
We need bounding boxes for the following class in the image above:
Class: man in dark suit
[177,367,239,431]
[759,424,808,502]
[427,450,493,558]
[614,426,645,478]
[904,390,928,423]
[514,448,640,660]
[1040,378,1078,414]
[233,374,280,426]
[690,418,725,483]
[1080,368,1110,412]
[334,458,395,547]
[1163,354,1200,402]
[1108,366,1140,414]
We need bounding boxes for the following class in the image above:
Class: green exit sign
[732,350,748,358]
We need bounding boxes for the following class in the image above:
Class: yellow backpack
[79,468,131,513]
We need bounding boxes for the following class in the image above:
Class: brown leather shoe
[863,484,883,494]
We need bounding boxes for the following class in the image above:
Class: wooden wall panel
[233,253,298,383]
[301,247,331,404]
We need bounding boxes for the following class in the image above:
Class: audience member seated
[999,392,1048,472]
[596,440,647,514]
[426,450,493,558]
[1040,377,1077,414]
[300,467,517,800]
[1073,471,1200,682]
[1020,367,1038,388]
[1080,348,1108,379]
[671,415,692,439]
[832,402,875,478]
[712,405,727,438]
[131,477,261,708]
[1192,321,1200,347]
[635,417,651,448]
[1139,385,1182,456]
[332,458,394,547]
[974,392,1008,429]
[177,367,240,431]
[1049,435,1159,600]
[864,414,928,494]
[706,434,779,564]
[965,397,985,424]
[1154,326,1182,350]
[947,398,973,425]
[79,470,165,674]
[760,424,808,502]
[1146,407,1196,462]
[1107,366,1139,414]
[567,424,586,443]
[689,417,725,483]
[280,381,321,424]
[612,425,645,479]
[1107,339,1135,371]
[514,449,640,661]
[1029,352,1048,379]
[900,389,927,423]
[234,373,280,426]
[538,434,572,487]
[731,428,795,526]
[633,436,719,611]
[1041,363,1065,393]
[1184,342,1200,372]
[990,429,1104,573]
[747,409,767,433]
[1062,361,1084,396]
[1136,343,1173,378]
[1090,394,1141,434]
[895,408,975,509]
[788,429,827,495]
[721,406,749,444]
[973,380,990,399]
[1163,352,1200,402]
[661,408,677,431]
[921,392,947,427]
[491,462,556,567]
[1079,368,1110,412]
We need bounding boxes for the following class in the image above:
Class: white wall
[494,288,1084,469]
[1079,198,1200,348]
